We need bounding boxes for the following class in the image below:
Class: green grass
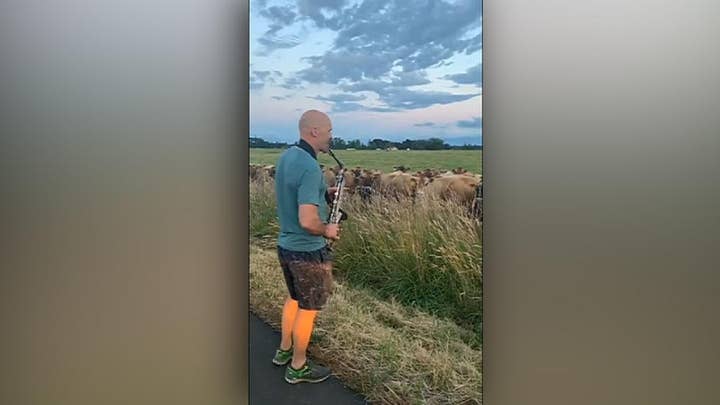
[250,245,482,404]
[249,175,482,402]
[334,192,482,344]
[249,177,482,344]
[249,178,279,247]
[250,148,482,174]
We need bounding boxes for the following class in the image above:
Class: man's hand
[323,223,340,240]
[327,186,350,196]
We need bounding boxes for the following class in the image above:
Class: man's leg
[283,250,333,383]
[280,296,298,351]
[290,308,318,369]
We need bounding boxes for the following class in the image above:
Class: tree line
[250,137,482,150]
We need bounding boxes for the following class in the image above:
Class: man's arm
[299,204,340,240]
[298,204,327,236]
[297,169,340,240]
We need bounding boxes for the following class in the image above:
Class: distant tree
[249,136,288,149]
[331,137,347,149]
[367,138,392,150]
[426,137,446,150]
[347,139,364,149]
[400,139,410,149]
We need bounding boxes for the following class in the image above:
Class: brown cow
[251,164,275,181]
[323,167,336,187]
[471,182,483,220]
[264,165,276,179]
[323,166,356,192]
[347,168,376,188]
[415,169,439,186]
[249,164,260,180]
[379,171,422,200]
[424,174,480,206]
[350,169,381,201]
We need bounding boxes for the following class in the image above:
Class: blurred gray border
[483,1,720,404]
[1,1,249,404]
[240,0,250,402]
[3,1,719,404]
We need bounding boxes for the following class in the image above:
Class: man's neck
[297,138,319,159]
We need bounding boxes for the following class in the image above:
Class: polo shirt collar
[297,139,317,160]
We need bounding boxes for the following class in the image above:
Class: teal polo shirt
[275,140,329,252]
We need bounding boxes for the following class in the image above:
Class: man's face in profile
[319,123,333,153]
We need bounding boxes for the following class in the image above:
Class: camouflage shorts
[277,245,335,310]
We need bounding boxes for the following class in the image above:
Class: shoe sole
[272,358,291,366]
[284,374,331,384]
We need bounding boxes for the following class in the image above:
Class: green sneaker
[272,347,293,366]
[284,359,331,384]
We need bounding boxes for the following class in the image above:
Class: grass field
[250,148,482,174]
[251,245,482,404]
[250,176,482,404]
[250,178,482,339]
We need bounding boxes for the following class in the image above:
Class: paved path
[249,311,368,405]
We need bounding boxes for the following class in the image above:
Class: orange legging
[280,296,318,369]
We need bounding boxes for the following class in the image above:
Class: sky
[250,0,482,146]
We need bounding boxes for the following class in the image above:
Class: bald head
[298,109,333,153]
[299,110,330,134]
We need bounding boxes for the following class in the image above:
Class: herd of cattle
[250,163,483,219]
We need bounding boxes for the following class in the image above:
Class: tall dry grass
[249,178,279,247]
[250,245,482,404]
[335,192,482,344]
[249,178,482,344]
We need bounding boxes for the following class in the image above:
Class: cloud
[250,70,283,89]
[457,117,482,128]
[296,0,348,29]
[396,43,460,72]
[339,79,479,110]
[328,102,400,113]
[260,5,297,26]
[250,71,266,89]
[287,0,481,112]
[253,0,268,9]
[319,87,477,112]
[265,23,284,36]
[377,87,480,110]
[253,70,272,81]
[298,50,396,82]
[414,122,436,127]
[271,95,293,100]
[296,0,482,85]
[328,102,366,113]
[339,79,389,93]
[256,36,302,55]
[366,106,400,112]
[444,63,482,86]
[252,0,482,113]
[464,33,482,54]
[390,70,431,87]
[280,76,304,90]
[254,4,303,55]
[309,93,367,103]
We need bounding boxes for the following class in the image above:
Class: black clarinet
[327,149,347,224]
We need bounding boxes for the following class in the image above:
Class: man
[272,109,341,384]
